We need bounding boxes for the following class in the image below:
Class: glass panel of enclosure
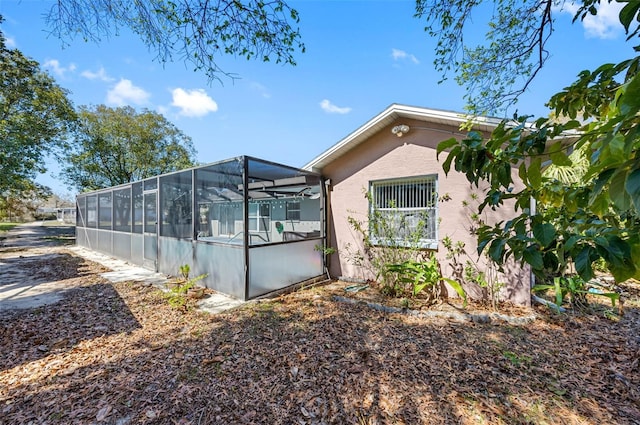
[194,159,244,244]
[132,182,143,233]
[246,159,322,246]
[86,195,97,228]
[160,170,192,238]
[144,192,157,234]
[76,196,86,227]
[98,192,113,230]
[113,187,132,232]
[144,178,157,191]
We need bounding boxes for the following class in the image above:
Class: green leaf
[554,277,564,307]
[528,157,542,189]
[549,150,572,167]
[610,169,632,211]
[590,192,611,217]
[598,134,627,170]
[532,223,556,248]
[632,240,640,280]
[442,146,461,175]
[488,239,506,263]
[625,168,640,214]
[565,235,580,251]
[522,245,544,270]
[593,291,619,307]
[574,246,593,281]
[619,1,640,32]
[547,141,572,166]
[442,277,467,307]
[590,168,616,204]
[531,284,555,293]
[518,162,527,184]
[619,73,640,115]
[437,137,460,159]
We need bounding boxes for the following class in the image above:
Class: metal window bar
[371,177,437,243]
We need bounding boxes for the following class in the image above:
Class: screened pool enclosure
[76,157,325,300]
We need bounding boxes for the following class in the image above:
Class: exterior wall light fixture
[391,124,410,137]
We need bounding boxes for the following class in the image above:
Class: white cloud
[250,82,271,99]
[171,88,218,117]
[43,59,77,78]
[81,67,114,82]
[556,1,624,39]
[5,36,16,48]
[319,99,352,114]
[106,79,151,106]
[391,48,419,64]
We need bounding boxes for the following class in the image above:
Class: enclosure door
[218,204,235,237]
[143,192,158,270]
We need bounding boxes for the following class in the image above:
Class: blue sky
[0,0,634,197]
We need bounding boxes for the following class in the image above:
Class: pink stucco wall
[322,118,531,306]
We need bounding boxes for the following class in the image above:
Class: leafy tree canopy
[0,16,76,199]
[0,183,53,222]
[44,0,305,82]
[62,105,197,191]
[416,0,638,115]
[432,1,640,284]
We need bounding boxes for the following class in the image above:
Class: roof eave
[302,103,501,172]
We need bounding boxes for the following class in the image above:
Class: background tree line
[0,16,197,221]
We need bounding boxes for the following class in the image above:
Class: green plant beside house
[165,264,208,311]
[346,191,465,305]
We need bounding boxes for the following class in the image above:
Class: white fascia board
[302,103,503,172]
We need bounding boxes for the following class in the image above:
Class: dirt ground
[0,223,79,311]
[0,228,639,424]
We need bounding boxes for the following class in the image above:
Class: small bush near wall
[344,191,460,304]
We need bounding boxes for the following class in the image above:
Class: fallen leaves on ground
[1,247,639,424]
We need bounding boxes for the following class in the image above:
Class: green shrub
[345,194,433,297]
[165,264,207,311]
[386,257,467,305]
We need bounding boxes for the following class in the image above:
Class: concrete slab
[68,246,169,288]
[197,293,245,314]
[0,279,68,311]
[0,249,76,312]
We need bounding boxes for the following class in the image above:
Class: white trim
[302,104,502,172]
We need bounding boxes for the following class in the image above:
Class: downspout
[322,177,332,280]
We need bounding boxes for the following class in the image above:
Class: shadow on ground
[0,252,101,311]
[0,281,141,372]
[1,281,638,424]
[0,222,75,249]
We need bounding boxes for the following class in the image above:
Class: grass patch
[40,220,75,228]
[42,235,76,245]
[0,223,19,232]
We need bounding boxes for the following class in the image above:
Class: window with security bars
[369,176,438,248]
[286,201,301,221]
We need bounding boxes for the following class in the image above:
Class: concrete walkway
[70,246,245,314]
[0,222,244,314]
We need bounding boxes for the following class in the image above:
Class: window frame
[368,175,438,250]
[286,200,301,222]
[248,202,271,232]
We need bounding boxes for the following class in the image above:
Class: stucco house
[75,103,533,305]
[303,104,531,305]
